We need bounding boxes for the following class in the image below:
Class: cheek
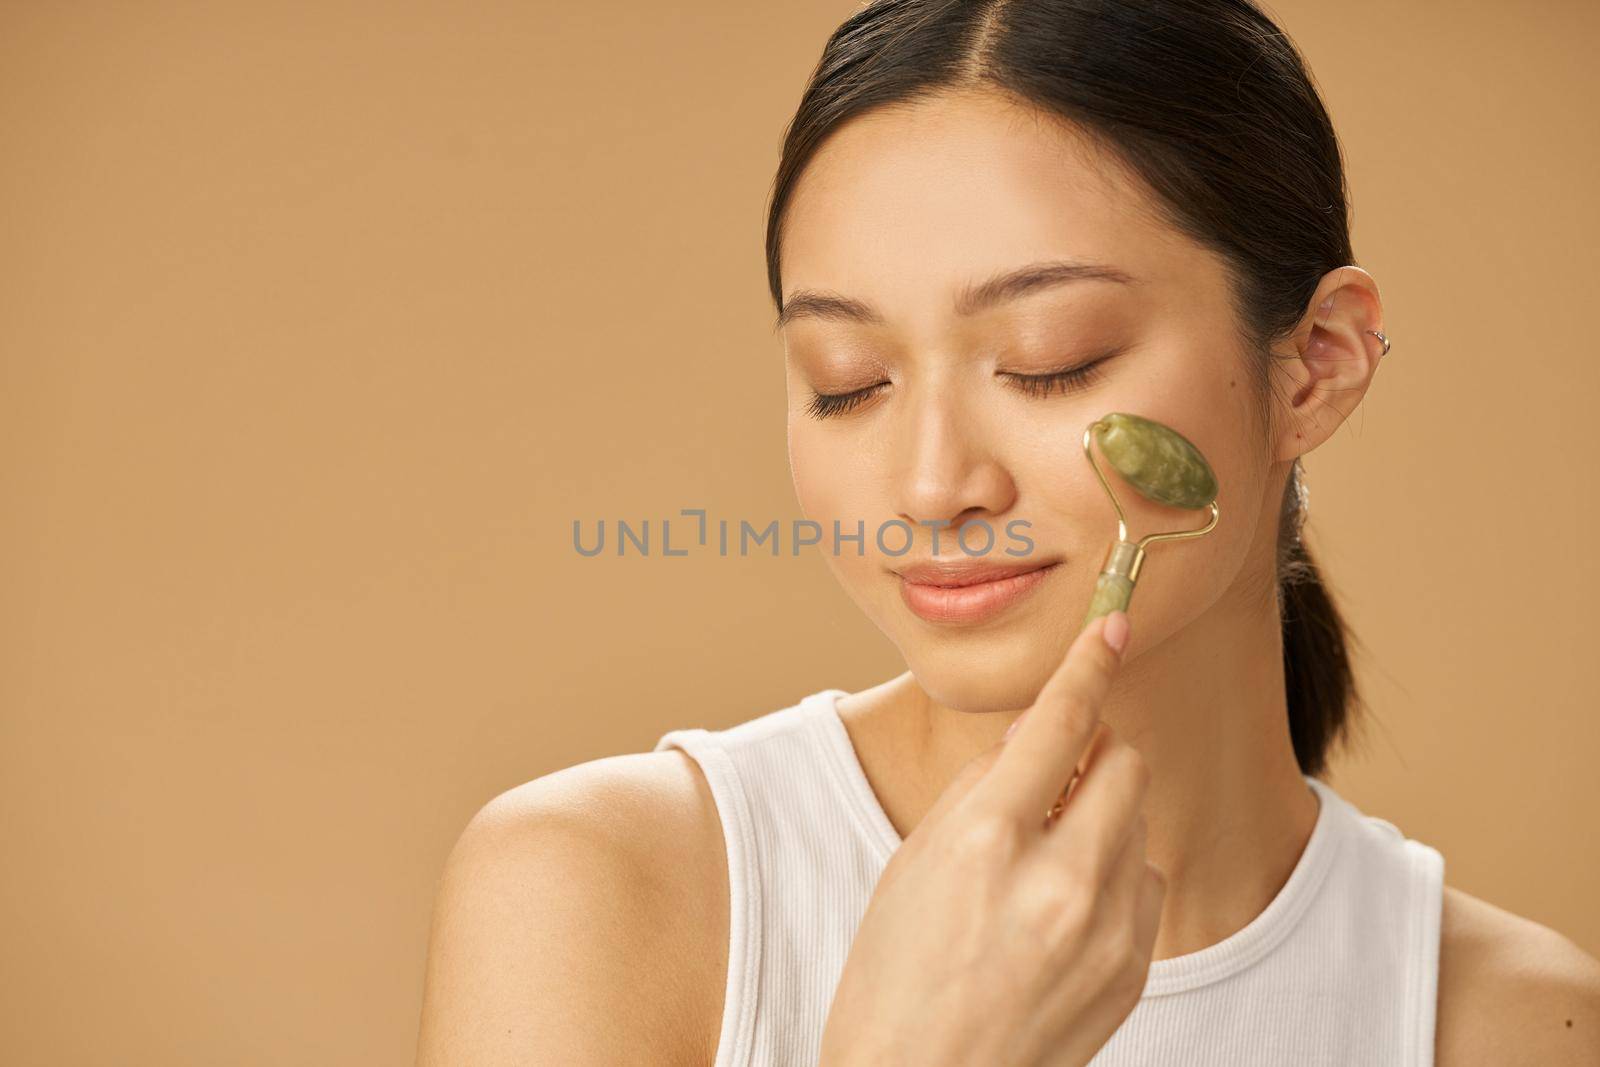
[1133,366,1263,535]
[787,418,855,521]
[997,351,1258,586]
[787,419,904,624]
[788,418,879,551]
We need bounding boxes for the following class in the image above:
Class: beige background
[2,1,1596,1063]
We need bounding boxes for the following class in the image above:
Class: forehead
[779,90,1202,325]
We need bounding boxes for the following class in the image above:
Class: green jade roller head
[1080,412,1221,629]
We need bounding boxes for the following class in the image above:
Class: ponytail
[1276,461,1362,775]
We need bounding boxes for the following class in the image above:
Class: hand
[818,611,1164,1067]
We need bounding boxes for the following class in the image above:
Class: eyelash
[805,385,886,419]
[999,358,1109,399]
[804,352,1114,420]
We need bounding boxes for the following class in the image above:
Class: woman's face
[780,89,1281,712]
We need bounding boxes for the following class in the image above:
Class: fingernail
[1103,610,1130,655]
[1003,712,1027,741]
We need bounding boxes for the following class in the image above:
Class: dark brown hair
[764,0,1364,775]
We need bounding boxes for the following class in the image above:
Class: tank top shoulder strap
[652,689,891,1067]
[1312,777,1447,1065]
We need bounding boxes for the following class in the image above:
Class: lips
[895,559,1061,625]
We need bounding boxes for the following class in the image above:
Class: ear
[1271,265,1387,462]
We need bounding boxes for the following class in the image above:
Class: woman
[415,1,1600,1064]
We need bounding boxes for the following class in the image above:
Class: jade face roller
[1080,412,1221,628]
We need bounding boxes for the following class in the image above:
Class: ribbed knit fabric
[653,688,1445,1067]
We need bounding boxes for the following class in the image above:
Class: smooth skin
[415,88,1600,1065]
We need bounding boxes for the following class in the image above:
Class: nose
[891,390,1016,543]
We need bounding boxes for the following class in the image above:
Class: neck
[1094,579,1321,959]
[851,574,1321,962]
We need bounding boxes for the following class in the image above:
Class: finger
[925,711,1105,838]
[1043,727,1150,879]
[977,612,1128,823]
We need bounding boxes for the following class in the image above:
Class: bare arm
[414,755,723,1066]
[1436,885,1600,1067]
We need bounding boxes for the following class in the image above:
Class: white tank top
[653,688,1446,1067]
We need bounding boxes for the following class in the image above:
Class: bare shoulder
[1436,883,1600,1067]
[415,748,729,1067]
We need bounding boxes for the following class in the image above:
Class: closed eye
[804,381,889,419]
[803,346,1123,419]
[998,347,1121,398]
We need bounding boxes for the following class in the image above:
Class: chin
[895,621,1075,713]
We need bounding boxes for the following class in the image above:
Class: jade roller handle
[1082,539,1144,629]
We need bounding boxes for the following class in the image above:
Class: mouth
[894,560,1062,626]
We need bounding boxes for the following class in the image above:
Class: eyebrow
[774,258,1137,330]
